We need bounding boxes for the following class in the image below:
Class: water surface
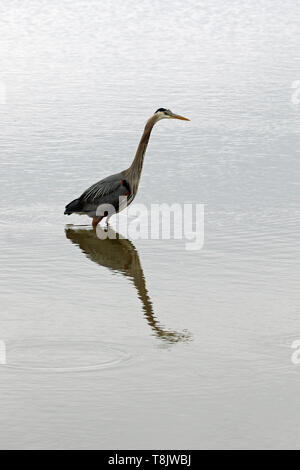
[0,0,300,449]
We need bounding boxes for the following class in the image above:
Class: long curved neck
[125,114,158,190]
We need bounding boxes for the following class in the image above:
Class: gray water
[0,0,300,450]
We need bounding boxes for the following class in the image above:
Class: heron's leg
[92,216,103,229]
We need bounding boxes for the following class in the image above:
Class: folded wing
[64,172,131,216]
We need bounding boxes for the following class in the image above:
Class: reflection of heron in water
[65,226,191,344]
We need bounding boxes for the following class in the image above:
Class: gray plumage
[64,172,131,217]
[64,108,189,227]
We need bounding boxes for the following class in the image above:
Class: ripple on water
[3,338,131,373]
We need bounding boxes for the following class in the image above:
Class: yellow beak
[170,113,190,121]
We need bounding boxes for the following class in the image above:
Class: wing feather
[65,172,132,216]
[81,174,127,202]
[77,173,131,215]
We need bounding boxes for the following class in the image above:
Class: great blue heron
[64,108,189,228]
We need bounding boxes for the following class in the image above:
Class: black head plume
[155,108,169,114]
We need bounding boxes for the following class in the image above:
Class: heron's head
[154,108,190,122]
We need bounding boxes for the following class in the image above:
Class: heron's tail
[64,198,81,215]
